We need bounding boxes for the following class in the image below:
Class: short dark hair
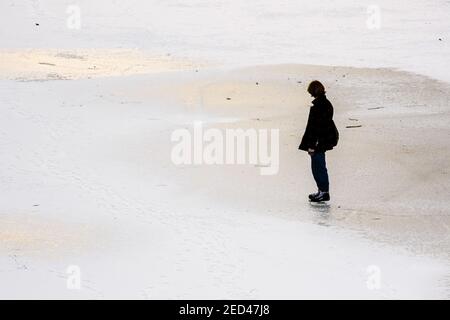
[307,80,326,97]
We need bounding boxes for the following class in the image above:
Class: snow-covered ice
[0,0,449,299]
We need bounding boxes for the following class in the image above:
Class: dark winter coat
[298,94,339,152]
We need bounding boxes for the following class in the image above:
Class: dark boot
[310,191,330,202]
[308,191,320,200]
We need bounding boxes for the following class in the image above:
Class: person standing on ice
[299,81,339,202]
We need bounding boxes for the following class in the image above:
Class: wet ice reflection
[309,202,332,227]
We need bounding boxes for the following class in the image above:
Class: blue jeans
[310,152,329,192]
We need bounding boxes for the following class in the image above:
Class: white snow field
[0,1,449,299]
[1,0,449,82]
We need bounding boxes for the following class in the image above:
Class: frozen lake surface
[1,0,449,81]
[0,0,449,299]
